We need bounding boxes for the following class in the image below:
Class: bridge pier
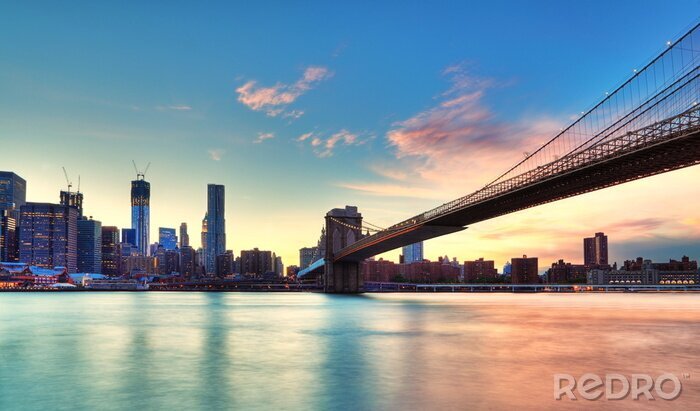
[324,206,364,293]
[325,260,362,293]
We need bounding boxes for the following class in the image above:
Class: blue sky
[2,1,700,269]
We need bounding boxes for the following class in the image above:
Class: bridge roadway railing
[340,106,700,257]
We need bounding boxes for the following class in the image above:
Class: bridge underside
[336,225,466,262]
[335,130,700,262]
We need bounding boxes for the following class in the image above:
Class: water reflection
[1,293,699,410]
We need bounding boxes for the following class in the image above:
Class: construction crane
[132,160,151,180]
[62,167,73,193]
[62,167,82,193]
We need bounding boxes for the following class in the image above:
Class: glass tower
[205,184,225,274]
[101,226,120,276]
[0,171,27,211]
[159,227,177,250]
[19,203,78,272]
[131,178,150,255]
[179,222,189,248]
[77,217,102,273]
[402,242,424,263]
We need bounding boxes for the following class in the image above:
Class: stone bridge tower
[324,206,363,293]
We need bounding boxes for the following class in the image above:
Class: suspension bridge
[300,22,700,293]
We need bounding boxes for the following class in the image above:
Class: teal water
[1,292,699,410]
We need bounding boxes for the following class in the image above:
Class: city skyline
[2,3,700,269]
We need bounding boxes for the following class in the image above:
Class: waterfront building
[200,213,208,272]
[215,250,234,278]
[131,177,150,255]
[402,260,460,283]
[101,226,120,276]
[163,250,180,275]
[195,247,206,276]
[179,246,196,279]
[463,258,498,282]
[18,203,78,273]
[587,268,699,285]
[234,256,241,275]
[59,190,84,219]
[0,171,27,211]
[118,242,139,275]
[546,259,587,283]
[286,265,299,277]
[402,242,423,263]
[510,255,539,284]
[154,245,166,274]
[589,256,700,285]
[299,246,317,269]
[584,232,608,267]
[205,184,226,274]
[77,217,102,273]
[623,255,698,272]
[125,255,155,276]
[159,227,177,250]
[362,258,400,282]
[179,222,189,248]
[362,259,460,283]
[0,210,18,262]
[274,255,283,276]
[240,248,272,277]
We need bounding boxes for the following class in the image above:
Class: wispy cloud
[297,129,367,157]
[208,148,225,161]
[156,105,192,111]
[342,63,560,199]
[253,132,275,144]
[236,66,332,118]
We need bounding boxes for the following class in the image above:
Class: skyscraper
[584,232,608,267]
[402,242,424,263]
[121,228,136,246]
[77,217,102,273]
[275,255,283,277]
[60,190,84,219]
[19,203,78,273]
[205,184,225,274]
[200,213,208,272]
[0,209,18,262]
[215,250,234,278]
[101,226,120,276]
[180,246,196,279]
[131,177,150,255]
[159,227,177,250]
[179,222,189,248]
[0,171,27,211]
[299,246,318,269]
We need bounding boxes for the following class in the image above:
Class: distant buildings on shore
[0,169,286,283]
[2,168,699,287]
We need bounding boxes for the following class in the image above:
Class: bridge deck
[335,108,700,262]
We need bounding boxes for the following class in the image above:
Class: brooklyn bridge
[300,23,700,293]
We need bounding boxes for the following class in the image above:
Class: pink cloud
[343,65,560,199]
[297,129,365,158]
[236,66,332,118]
[253,132,275,144]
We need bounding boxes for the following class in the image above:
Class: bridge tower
[324,206,363,293]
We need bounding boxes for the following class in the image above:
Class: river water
[1,292,699,410]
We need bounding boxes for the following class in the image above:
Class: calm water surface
[1,292,699,410]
